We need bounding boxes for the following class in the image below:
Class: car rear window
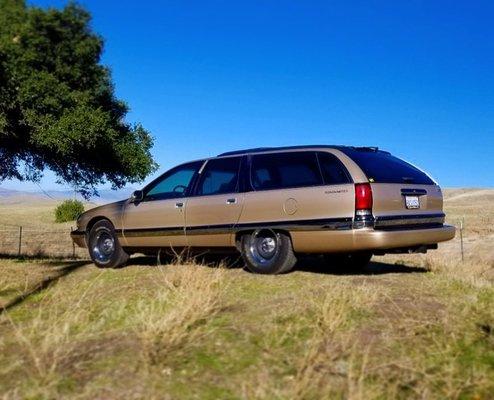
[340,149,435,185]
[317,152,352,185]
[251,152,322,190]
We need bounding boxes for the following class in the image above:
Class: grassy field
[0,190,493,399]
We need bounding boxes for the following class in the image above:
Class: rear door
[185,156,245,247]
[237,151,355,230]
[340,148,444,226]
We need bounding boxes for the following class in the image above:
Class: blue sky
[4,0,494,192]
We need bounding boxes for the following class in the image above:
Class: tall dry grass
[133,263,228,366]
[288,283,379,400]
[0,275,104,398]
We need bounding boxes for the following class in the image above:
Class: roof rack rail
[218,147,274,157]
[352,146,379,152]
[217,145,385,157]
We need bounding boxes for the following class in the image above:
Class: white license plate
[405,196,420,209]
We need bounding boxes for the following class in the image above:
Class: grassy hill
[0,189,492,398]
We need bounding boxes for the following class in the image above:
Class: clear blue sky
[4,0,494,191]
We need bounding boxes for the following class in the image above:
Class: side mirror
[130,190,144,202]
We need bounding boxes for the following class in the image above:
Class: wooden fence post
[459,219,464,262]
[71,227,76,259]
[18,226,22,256]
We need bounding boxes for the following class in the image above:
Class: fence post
[18,226,22,256]
[459,219,464,262]
[71,227,76,259]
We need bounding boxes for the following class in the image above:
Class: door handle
[175,202,184,208]
[226,198,237,204]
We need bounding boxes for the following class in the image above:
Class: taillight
[355,183,373,212]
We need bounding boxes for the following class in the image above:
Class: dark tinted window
[145,161,203,200]
[340,149,435,185]
[317,152,352,185]
[196,157,241,195]
[251,152,322,190]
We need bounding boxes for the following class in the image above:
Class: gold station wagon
[71,146,456,274]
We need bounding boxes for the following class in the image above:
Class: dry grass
[288,284,380,399]
[133,263,228,365]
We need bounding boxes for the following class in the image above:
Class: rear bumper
[70,230,87,248]
[352,224,456,250]
[291,224,456,253]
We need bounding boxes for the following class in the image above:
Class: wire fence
[0,224,88,259]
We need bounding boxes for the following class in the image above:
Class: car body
[71,145,456,273]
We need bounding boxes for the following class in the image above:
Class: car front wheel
[240,229,297,274]
[88,220,129,268]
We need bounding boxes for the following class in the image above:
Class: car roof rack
[218,147,275,157]
[217,145,383,157]
[351,146,379,152]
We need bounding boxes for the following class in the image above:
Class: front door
[121,161,204,249]
[185,156,245,247]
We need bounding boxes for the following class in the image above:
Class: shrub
[54,200,84,223]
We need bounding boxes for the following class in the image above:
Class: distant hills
[0,187,135,203]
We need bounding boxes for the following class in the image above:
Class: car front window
[144,161,203,201]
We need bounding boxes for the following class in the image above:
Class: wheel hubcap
[249,230,279,265]
[259,237,276,257]
[92,231,115,263]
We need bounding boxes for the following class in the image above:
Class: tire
[325,251,372,272]
[240,229,297,274]
[88,220,129,268]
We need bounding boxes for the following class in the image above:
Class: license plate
[405,196,420,209]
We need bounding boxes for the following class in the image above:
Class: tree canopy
[0,0,157,198]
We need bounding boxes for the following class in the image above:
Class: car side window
[317,152,352,185]
[196,157,241,196]
[144,161,203,201]
[251,152,323,190]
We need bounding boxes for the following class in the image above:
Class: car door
[121,160,204,248]
[185,156,245,247]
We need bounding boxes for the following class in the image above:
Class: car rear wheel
[240,229,297,274]
[88,220,129,268]
[325,251,372,272]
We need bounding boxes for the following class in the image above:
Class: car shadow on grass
[296,257,428,276]
[125,254,427,276]
[126,253,244,269]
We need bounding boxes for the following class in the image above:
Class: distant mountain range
[0,187,136,203]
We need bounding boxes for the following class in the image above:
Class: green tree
[0,0,157,198]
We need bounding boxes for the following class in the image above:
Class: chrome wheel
[249,229,279,265]
[92,230,115,263]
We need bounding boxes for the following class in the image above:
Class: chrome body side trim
[374,213,445,229]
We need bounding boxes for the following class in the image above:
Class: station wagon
[71,145,456,274]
